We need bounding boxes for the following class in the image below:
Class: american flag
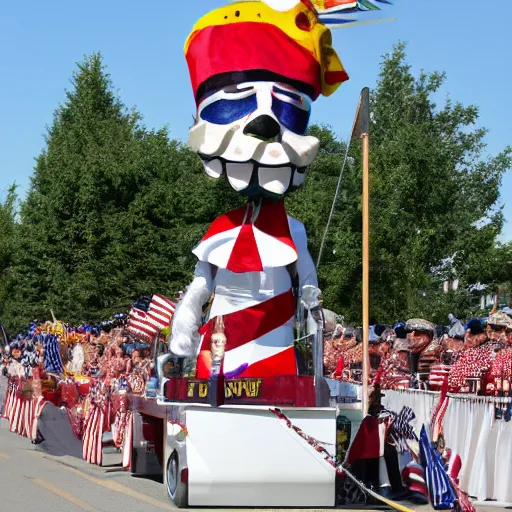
[127,294,176,340]
[419,425,457,509]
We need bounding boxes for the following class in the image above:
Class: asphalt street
[0,418,176,512]
[0,418,504,512]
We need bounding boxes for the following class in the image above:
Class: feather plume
[230,0,395,29]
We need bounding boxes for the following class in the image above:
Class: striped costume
[170,199,317,378]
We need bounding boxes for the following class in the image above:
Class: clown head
[185,0,348,198]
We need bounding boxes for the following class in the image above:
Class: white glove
[301,285,321,311]
[169,261,213,358]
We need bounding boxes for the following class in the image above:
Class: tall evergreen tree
[2,53,240,333]
[367,43,510,323]
[294,43,511,324]
[0,185,18,322]
[2,45,510,333]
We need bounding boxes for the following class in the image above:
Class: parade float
[0,0,487,510]
[129,1,472,509]
[148,0,351,506]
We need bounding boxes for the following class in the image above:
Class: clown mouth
[200,156,307,196]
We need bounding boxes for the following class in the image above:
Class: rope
[316,139,352,269]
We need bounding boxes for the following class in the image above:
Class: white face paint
[188,81,320,197]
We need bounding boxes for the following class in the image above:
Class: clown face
[188,81,320,198]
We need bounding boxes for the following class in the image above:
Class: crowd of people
[1,319,154,389]
[324,310,512,394]
[0,317,157,466]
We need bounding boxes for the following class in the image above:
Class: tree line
[0,44,510,336]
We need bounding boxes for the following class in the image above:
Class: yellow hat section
[184,1,347,97]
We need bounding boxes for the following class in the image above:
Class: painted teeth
[203,159,223,179]
[258,166,292,196]
[226,162,254,191]
[201,159,307,195]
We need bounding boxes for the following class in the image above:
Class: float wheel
[166,451,188,508]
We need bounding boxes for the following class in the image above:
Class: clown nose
[243,115,281,140]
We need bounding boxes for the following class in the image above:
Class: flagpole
[152,330,161,362]
[360,88,370,417]
[317,87,371,416]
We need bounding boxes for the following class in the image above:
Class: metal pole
[313,308,326,407]
[152,331,161,374]
[0,323,9,347]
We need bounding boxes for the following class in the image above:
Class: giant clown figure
[170,0,348,380]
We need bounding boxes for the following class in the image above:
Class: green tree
[291,43,511,324]
[2,53,242,334]
[0,185,18,321]
[3,45,510,333]
[286,126,362,319]
[367,43,511,323]
[464,242,512,292]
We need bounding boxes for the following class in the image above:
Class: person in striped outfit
[169,1,348,378]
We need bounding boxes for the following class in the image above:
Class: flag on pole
[149,294,176,325]
[351,86,370,138]
[127,294,176,340]
[419,425,457,510]
[316,86,370,269]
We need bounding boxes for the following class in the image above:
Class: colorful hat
[488,311,512,330]
[405,318,435,334]
[185,0,348,103]
[466,318,484,335]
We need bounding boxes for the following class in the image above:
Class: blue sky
[0,0,510,240]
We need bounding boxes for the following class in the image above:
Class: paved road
[0,418,504,512]
[0,419,175,512]
[0,417,380,512]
